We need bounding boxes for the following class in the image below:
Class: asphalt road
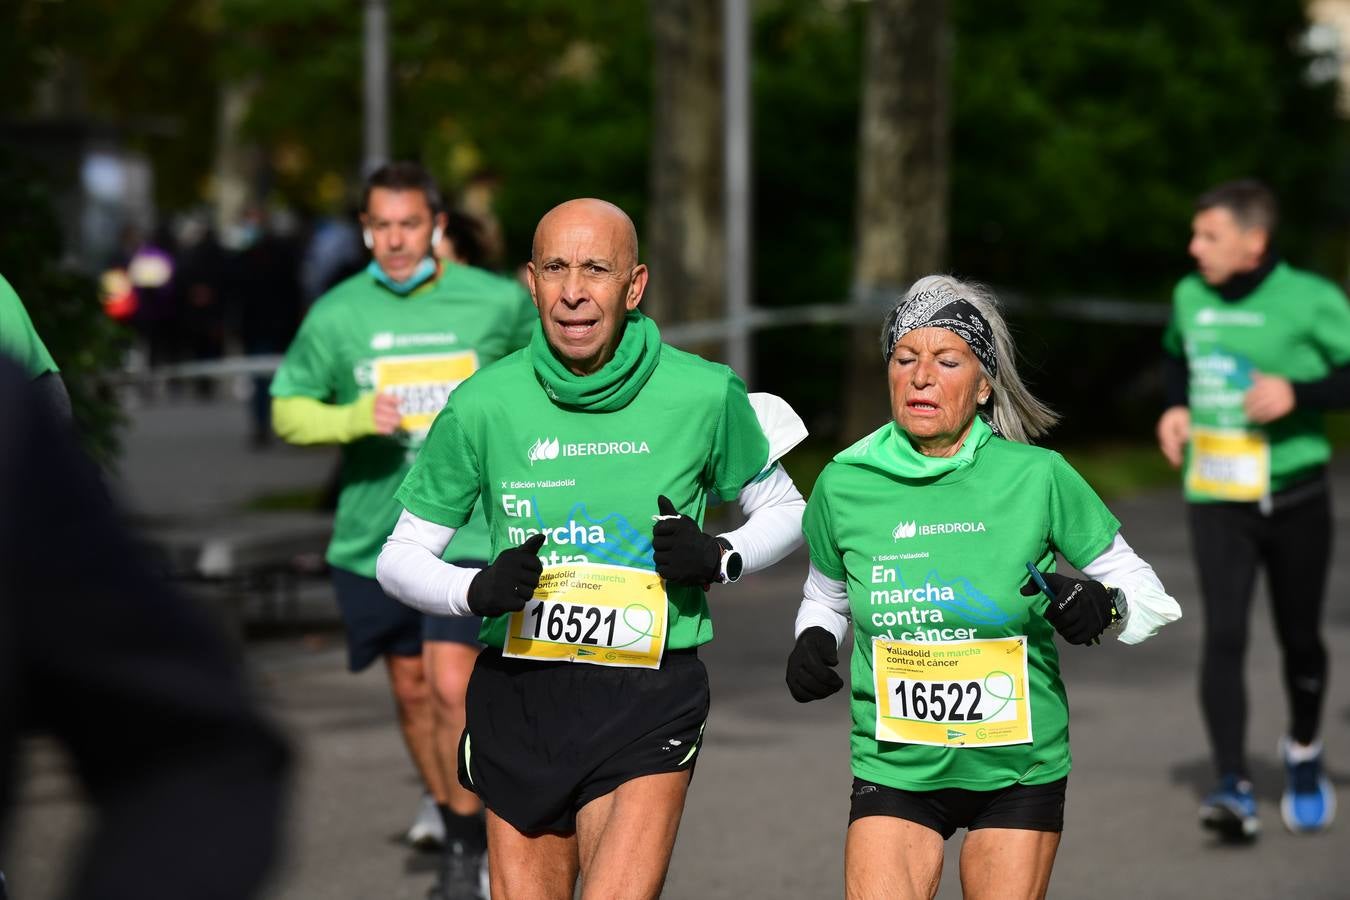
[4,397,1348,898]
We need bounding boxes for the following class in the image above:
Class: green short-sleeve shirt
[271,263,535,575]
[1162,263,1350,497]
[803,428,1120,791]
[397,342,770,650]
[0,274,59,379]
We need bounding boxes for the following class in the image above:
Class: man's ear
[525,261,540,308]
[626,264,649,311]
[1244,226,1270,263]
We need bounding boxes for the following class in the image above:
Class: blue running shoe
[1200,774,1260,841]
[1280,737,1336,833]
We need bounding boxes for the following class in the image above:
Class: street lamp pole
[724,0,753,381]
[363,0,390,175]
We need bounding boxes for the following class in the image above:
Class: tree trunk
[842,0,950,441]
[647,0,724,348]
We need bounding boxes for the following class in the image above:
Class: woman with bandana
[786,275,1182,899]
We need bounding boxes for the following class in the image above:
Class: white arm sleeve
[716,464,805,574]
[794,563,851,647]
[375,509,480,617]
[1080,532,1182,645]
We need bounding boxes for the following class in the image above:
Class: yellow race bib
[372,351,480,434]
[872,636,1032,748]
[504,562,668,669]
[1186,426,1269,502]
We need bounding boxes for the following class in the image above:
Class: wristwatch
[714,537,744,584]
[1105,586,1129,632]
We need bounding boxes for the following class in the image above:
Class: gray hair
[881,274,1057,443]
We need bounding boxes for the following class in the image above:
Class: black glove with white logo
[467,533,546,617]
[1019,570,1119,646]
[652,494,722,586]
[785,626,844,703]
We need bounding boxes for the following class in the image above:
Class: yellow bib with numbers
[503,562,668,669]
[872,636,1032,748]
[1186,426,1270,502]
[373,350,480,434]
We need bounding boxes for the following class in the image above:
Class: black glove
[467,533,546,617]
[785,626,844,703]
[652,494,721,586]
[1020,570,1118,646]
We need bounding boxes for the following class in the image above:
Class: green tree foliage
[949,0,1342,296]
[5,0,221,211]
[221,0,650,259]
[5,0,1343,447]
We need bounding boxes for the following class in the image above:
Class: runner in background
[271,161,535,899]
[1157,179,1350,840]
[789,275,1180,899]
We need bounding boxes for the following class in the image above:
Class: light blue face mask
[366,257,437,295]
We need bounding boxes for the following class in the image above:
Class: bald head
[526,197,649,376]
[532,198,639,269]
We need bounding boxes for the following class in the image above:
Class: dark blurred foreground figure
[0,356,290,899]
[1157,179,1350,840]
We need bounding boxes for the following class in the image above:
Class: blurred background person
[433,209,490,270]
[271,160,535,900]
[1157,179,1350,841]
[221,206,303,448]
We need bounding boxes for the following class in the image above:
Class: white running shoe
[407,791,446,850]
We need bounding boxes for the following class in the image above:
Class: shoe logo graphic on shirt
[528,437,561,464]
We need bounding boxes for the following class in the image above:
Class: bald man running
[378,198,806,899]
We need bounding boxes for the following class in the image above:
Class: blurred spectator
[0,355,290,900]
[457,171,506,268]
[432,209,490,270]
[221,207,303,448]
[125,224,180,371]
[299,210,365,308]
[174,213,228,398]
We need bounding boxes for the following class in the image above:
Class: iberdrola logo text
[893,520,986,540]
[527,437,651,465]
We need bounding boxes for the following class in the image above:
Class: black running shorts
[459,647,710,834]
[848,776,1067,839]
[331,566,483,672]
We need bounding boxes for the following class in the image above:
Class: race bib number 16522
[872,636,1032,748]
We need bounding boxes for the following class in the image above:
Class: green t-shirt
[395,329,770,651]
[271,262,535,576]
[803,418,1120,791]
[0,274,59,379]
[1162,263,1350,498]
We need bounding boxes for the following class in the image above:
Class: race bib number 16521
[504,562,667,669]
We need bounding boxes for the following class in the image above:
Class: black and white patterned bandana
[882,286,999,377]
